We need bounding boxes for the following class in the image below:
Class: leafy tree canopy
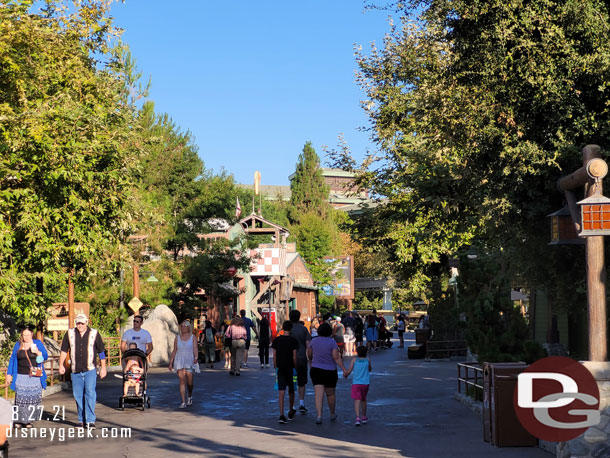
[0,0,138,322]
[346,0,610,296]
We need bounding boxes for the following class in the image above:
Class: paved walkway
[10,332,551,457]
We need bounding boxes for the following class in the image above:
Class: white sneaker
[261,364,264,368]
[265,363,269,368]
[179,403,186,409]
[186,397,192,406]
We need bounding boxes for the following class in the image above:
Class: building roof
[236,184,291,201]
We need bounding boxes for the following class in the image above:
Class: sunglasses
[134,320,142,324]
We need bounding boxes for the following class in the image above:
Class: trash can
[415,328,431,344]
[482,362,537,447]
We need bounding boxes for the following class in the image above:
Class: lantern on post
[577,194,610,236]
[547,206,584,245]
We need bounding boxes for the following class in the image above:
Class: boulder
[149,304,179,334]
[144,319,174,367]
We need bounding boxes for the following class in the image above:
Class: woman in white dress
[168,320,199,408]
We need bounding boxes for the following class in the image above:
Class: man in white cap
[59,314,107,429]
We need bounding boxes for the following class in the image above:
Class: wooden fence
[425,339,467,359]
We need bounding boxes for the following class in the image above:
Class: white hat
[75,314,88,324]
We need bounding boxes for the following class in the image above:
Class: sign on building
[47,302,90,331]
[250,248,286,276]
[323,256,354,299]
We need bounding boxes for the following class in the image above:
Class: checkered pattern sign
[250,248,286,276]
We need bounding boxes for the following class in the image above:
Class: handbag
[25,350,42,377]
[224,326,232,347]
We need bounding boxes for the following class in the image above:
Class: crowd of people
[162,308,420,426]
[5,308,423,432]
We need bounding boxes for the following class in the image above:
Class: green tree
[290,212,340,284]
[349,0,610,297]
[289,142,330,221]
[0,0,138,323]
[177,237,253,319]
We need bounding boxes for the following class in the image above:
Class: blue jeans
[71,369,97,424]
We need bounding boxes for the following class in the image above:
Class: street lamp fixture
[547,206,584,245]
[578,193,610,236]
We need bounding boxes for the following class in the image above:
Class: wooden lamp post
[557,145,608,361]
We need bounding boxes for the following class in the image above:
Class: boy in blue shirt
[343,345,372,426]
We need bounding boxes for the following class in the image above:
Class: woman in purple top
[306,322,348,424]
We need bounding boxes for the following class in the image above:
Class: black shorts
[245,339,251,350]
[277,369,295,392]
[296,362,307,386]
[310,367,338,388]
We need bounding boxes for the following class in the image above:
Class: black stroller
[119,348,151,411]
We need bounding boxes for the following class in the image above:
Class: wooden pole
[68,270,75,329]
[36,277,44,340]
[582,145,607,361]
[133,263,140,299]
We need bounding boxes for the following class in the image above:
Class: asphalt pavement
[9,332,551,457]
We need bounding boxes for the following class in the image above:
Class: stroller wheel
[119,399,124,411]
[147,397,151,408]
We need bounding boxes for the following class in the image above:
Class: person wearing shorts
[306,322,348,424]
[344,345,372,426]
[289,310,311,414]
[272,321,298,424]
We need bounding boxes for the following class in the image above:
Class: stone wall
[547,362,610,458]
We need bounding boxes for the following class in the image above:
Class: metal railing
[457,362,483,401]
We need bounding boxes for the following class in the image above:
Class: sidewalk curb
[42,382,70,398]
[453,392,483,415]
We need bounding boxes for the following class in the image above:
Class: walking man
[120,315,153,355]
[240,309,258,368]
[289,309,311,414]
[59,314,107,428]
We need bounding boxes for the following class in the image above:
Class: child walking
[343,345,372,426]
[272,321,298,424]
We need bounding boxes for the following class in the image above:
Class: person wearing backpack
[200,321,217,369]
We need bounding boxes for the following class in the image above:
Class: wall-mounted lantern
[547,206,584,245]
[577,194,610,236]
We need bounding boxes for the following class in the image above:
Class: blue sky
[110,1,394,185]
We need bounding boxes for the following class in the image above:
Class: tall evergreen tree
[289,142,329,222]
